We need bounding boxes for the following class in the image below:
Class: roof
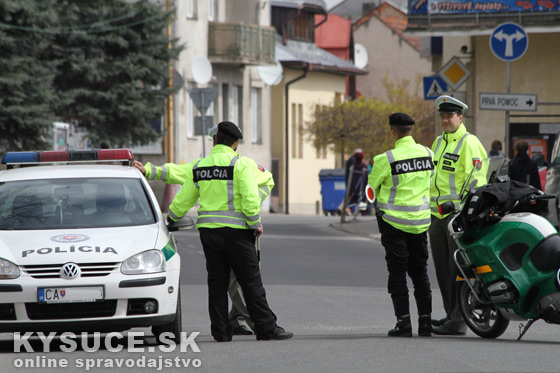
[0,164,141,182]
[271,0,327,10]
[354,2,421,52]
[275,35,367,75]
[330,0,407,21]
[315,13,352,49]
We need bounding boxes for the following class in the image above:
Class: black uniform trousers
[199,227,277,340]
[378,217,431,301]
[428,214,464,323]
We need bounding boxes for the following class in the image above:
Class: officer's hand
[253,225,263,238]
[131,160,146,175]
[166,215,175,229]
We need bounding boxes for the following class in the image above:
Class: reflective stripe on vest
[383,214,431,226]
[196,216,248,227]
[432,132,471,205]
[259,186,270,201]
[160,165,168,181]
[380,149,431,213]
[194,156,248,226]
[148,164,157,180]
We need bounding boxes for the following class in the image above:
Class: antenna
[191,56,213,85]
[354,43,368,69]
[257,62,283,86]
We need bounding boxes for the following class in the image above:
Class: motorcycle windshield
[458,156,510,205]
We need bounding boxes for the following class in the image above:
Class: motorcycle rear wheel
[458,281,510,338]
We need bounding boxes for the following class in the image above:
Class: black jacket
[508,152,542,190]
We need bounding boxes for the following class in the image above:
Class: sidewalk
[329,215,380,240]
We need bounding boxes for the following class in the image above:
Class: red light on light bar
[98,149,134,161]
[40,151,69,162]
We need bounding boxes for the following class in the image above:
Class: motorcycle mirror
[438,201,455,215]
[365,185,376,203]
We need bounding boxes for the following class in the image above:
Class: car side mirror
[167,216,195,231]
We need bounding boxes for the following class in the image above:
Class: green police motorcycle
[439,156,560,340]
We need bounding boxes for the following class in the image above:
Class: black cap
[389,113,415,126]
[217,121,243,139]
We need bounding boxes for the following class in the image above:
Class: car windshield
[0,177,156,230]
[458,156,510,204]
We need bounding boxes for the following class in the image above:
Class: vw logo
[60,263,80,279]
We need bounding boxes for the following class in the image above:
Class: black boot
[415,296,432,337]
[388,315,412,337]
[418,315,432,337]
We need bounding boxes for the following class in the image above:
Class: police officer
[166,121,292,342]
[368,113,433,337]
[429,96,487,335]
[131,128,275,336]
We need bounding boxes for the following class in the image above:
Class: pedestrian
[508,140,542,190]
[488,139,509,175]
[488,140,505,158]
[368,113,434,337]
[132,126,275,337]
[346,151,368,215]
[429,95,487,335]
[166,121,292,342]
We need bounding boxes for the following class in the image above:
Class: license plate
[38,286,104,303]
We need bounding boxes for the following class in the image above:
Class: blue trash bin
[319,168,346,215]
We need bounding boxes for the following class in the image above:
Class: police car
[0,149,192,342]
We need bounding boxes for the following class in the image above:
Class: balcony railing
[208,23,276,65]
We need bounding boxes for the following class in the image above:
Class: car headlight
[121,250,165,275]
[0,258,20,279]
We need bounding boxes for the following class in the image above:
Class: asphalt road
[2,214,560,373]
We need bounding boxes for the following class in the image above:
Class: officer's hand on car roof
[131,160,146,175]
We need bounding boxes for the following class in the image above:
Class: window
[186,0,196,19]
[186,85,194,138]
[208,0,215,22]
[291,103,303,158]
[222,84,229,121]
[233,85,243,132]
[251,88,262,144]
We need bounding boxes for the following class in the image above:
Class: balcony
[208,23,276,65]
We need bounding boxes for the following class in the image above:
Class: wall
[273,68,345,215]
[353,10,432,99]
[466,33,560,159]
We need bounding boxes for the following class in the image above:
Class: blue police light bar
[1,149,134,165]
[1,152,39,164]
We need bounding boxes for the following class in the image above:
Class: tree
[305,76,434,161]
[51,0,183,147]
[0,0,183,152]
[0,0,58,151]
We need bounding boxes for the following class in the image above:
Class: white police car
[0,149,192,342]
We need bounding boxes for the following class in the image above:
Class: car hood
[0,225,161,265]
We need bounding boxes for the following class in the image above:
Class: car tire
[152,289,182,344]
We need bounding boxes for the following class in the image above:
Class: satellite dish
[354,44,368,69]
[257,62,283,86]
[191,56,213,85]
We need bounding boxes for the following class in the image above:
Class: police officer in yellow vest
[368,113,434,337]
[429,96,487,335]
[131,128,275,337]
[166,121,292,342]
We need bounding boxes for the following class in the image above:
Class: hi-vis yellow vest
[368,136,434,234]
[144,159,274,203]
[430,123,487,218]
[167,145,262,230]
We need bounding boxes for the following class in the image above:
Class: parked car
[0,149,192,342]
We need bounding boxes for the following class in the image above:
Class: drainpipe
[284,64,308,215]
